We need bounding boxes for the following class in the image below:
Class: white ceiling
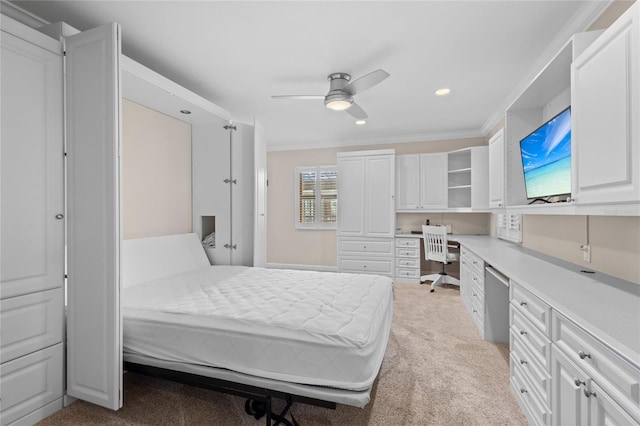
[11,1,610,151]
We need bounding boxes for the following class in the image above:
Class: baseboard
[265,263,337,273]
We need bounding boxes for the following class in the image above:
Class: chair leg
[429,274,444,292]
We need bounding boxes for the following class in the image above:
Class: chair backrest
[422,225,449,263]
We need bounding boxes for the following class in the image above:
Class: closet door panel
[253,121,267,267]
[231,123,254,266]
[365,154,395,237]
[192,117,231,264]
[0,30,64,300]
[65,23,122,411]
[337,156,365,236]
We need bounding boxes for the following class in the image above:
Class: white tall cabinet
[571,2,639,206]
[0,15,65,425]
[337,150,395,277]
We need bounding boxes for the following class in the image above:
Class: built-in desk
[452,235,640,425]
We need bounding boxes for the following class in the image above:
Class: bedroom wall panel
[122,99,192,240]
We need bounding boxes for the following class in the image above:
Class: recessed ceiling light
[180,109,191,114]
[435,88,451,96]
[355,120,366,125]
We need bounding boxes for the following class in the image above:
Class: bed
[121,233,394,424]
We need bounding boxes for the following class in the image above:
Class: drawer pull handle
[519,330,527,336]
[520,388,527,394]
[583,388,596,398]
[578,351,591,360]
[519,301,527,307]
[520,359,527,365]
[574,378,585,387]
[472,293,477,297]
[472,309,477,313]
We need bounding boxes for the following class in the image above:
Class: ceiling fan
[271,69,390,120]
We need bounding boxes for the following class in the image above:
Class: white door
[589,381,636,425]
[420,153,448,209]
[395,155,420,210]
[337,155,365,236]
[65,23,122,411]
[365,154,395,237]
[0,25,64,300]
[488,129,505,208]
[253,121,267,267]
[571,3,639,205]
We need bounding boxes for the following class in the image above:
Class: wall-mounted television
[519,107,572,201]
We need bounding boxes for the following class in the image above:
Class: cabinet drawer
[511,306,551,372]
[470,268,484,295]
[0,343,63,425]
[510,281,551,337]
[0,288,63,363]
[512,333,552,406]
[395,247,419,258]
[339,258,393,275]
[395,237,420,248]
[396,257,419,268]
[511,360,551,426]
[396,268,420,279]
[461,247,484,274]
[552,311,640,419]
[338,238,394,256]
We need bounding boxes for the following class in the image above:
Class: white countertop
[452,235,640,369]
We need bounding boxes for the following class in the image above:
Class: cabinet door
[572,3,639,205]
[589,381,637,426]
[65,23,122,411]
[419,153,448,209]
[192,117,232,265]
[1,26,64,299]
[395,155,420,210]
[338,156,365,236]
[488,129,505,208]
[365,154,395,237]
[253,121,267,267]
[231,123,255,266]
[551,346,589,426]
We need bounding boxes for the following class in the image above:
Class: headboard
[121,233,210,287]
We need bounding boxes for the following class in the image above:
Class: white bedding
[123,265,394,392]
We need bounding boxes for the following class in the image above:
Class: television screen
[519,107,571,200]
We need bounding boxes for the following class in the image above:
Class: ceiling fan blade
[343,69,390,95]
[271,95,324,100]
[346,102,368,120]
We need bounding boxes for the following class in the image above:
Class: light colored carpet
[38,283,527,425]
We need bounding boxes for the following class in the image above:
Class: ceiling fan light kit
[272,69,389,121]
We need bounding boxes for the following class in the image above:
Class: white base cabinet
[395,236,421,283]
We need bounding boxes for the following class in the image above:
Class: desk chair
[420,225,460,293]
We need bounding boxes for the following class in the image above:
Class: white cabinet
[395,236,421,283]
[420,153,448,210]
[571,2,639,206]
[447,147,489,210]
[0,15,65,425]
[488,129,505,208]
[395,153,447,211]
[338,150,395,278]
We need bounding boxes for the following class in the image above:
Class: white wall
[122,99,192,239]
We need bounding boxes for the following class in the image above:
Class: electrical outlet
[580,244,591,263]
[445,224,452,234]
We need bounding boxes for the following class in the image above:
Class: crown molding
[267,129,485,152]
[0,0,49,28]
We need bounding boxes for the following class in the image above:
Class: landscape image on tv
[520,108,571,199]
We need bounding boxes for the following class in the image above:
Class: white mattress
[123,265,394,392]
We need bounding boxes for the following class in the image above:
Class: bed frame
[124,361,335,425]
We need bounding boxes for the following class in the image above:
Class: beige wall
[122,99,192,239]
[266,137,489,267]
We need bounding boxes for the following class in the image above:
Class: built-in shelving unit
[447,147,489,211]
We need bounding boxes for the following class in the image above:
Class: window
[295,166,338,229]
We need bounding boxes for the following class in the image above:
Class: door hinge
[223,124,237,131]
